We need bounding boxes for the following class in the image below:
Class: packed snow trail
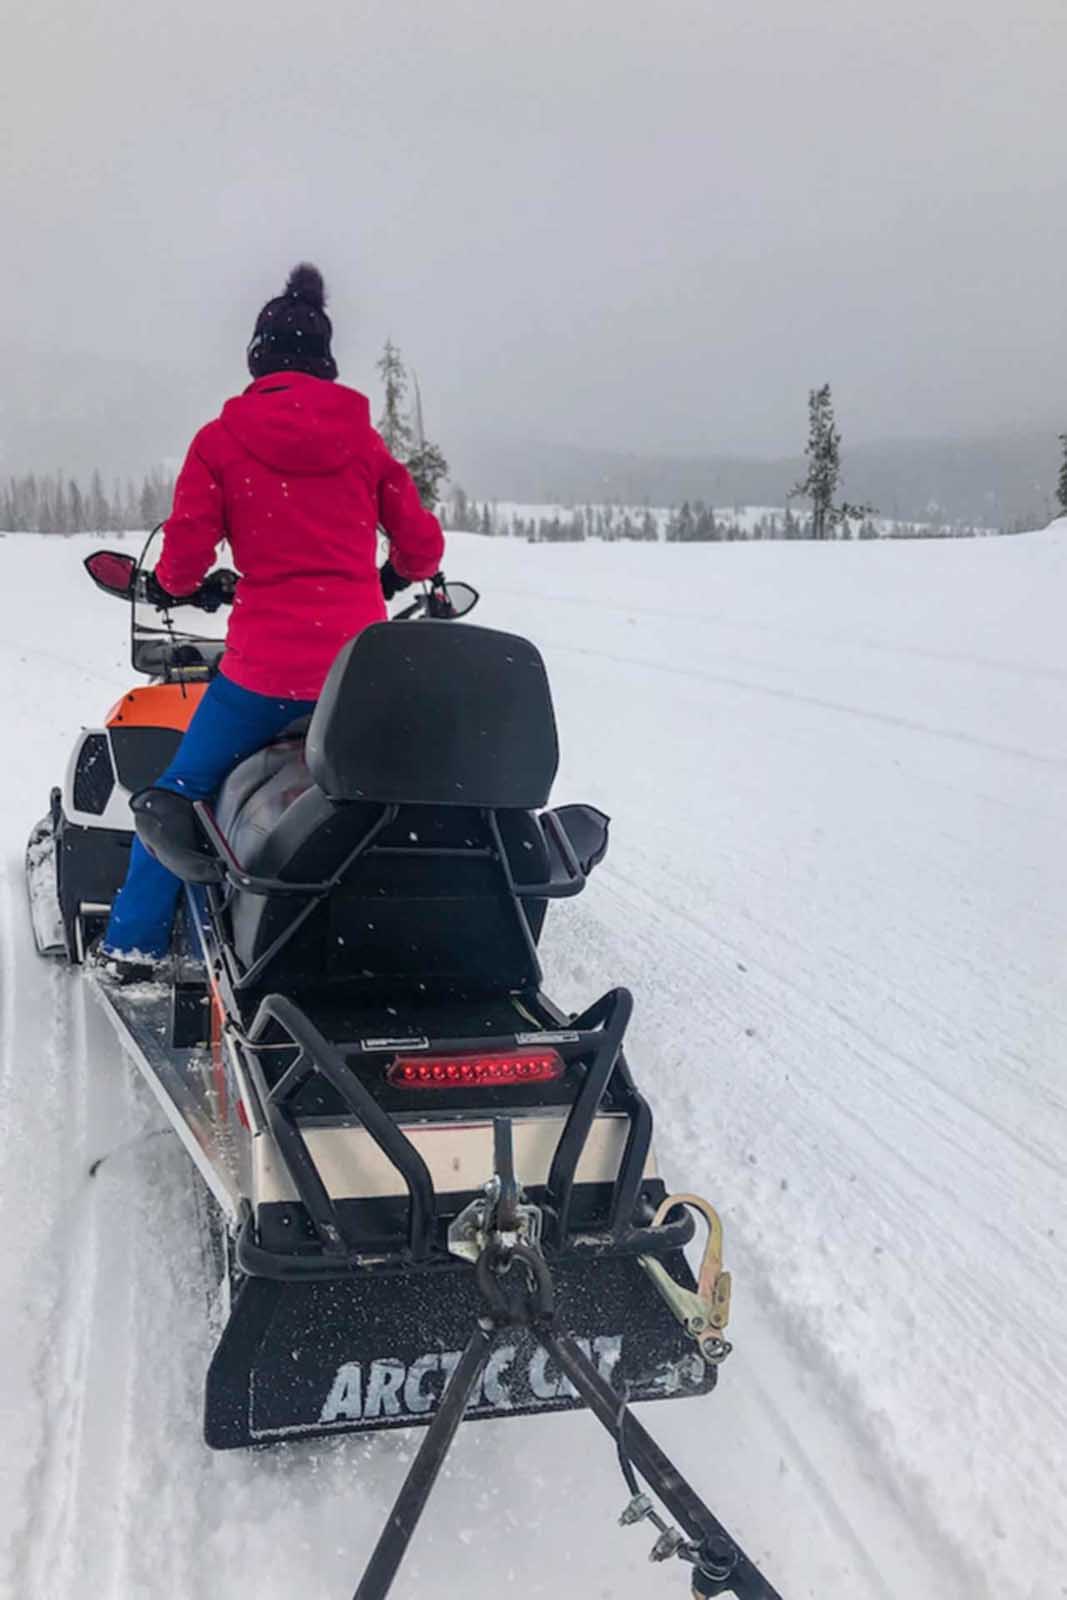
[1,528,1065,1600]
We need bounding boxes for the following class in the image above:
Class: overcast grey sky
[3,0,1065,459]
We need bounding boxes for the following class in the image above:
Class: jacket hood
[220,373,371,475]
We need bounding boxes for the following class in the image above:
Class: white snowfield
[1,525,1065,1600]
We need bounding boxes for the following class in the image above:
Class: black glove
[426,574,456,619]
[380,559,412,601]
[194,569,239,612]
[142,569,187,611]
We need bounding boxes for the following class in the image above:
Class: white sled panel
[252,1112,657,1205]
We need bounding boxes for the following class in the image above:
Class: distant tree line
[0,468,175,534]
[438,486,990,543]
[440,497,661,542]
[665,505,988,541]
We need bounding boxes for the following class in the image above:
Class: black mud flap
[205,1251,715,1449]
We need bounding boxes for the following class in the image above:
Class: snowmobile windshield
[131,528,229,681]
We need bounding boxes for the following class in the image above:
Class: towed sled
[28,533,783,1599]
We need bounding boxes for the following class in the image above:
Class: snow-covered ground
[1,525,1065,1600]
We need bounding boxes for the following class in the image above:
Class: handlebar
[144,572,476,621]
[84,547,478,625]
[393,576,479,622]
[140,568,238,614]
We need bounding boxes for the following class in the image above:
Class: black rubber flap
[306,622,559,807]
[204,1250,715,1448]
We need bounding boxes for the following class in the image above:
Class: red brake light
[386,1048,565,1090]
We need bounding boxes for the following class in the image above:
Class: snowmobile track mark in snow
[549,639,1067,769]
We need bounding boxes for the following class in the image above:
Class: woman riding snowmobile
[101,262,445,979]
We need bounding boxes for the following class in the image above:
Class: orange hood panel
[106,682,207,731]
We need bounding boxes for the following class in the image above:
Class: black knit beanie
[247,263,338,381]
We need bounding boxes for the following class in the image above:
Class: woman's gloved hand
[195,569,239,612]
[380,559,412,601]
[143,569,186,610]
[143,567,238,612]
[426,575,457,619]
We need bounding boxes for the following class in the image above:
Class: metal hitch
[639,1193,733,1365]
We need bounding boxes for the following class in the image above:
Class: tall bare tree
[376,339,414,459]
[376,341,449,509]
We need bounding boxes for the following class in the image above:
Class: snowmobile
[27,531,783,1600]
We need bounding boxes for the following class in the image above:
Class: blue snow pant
[104,673,317,958]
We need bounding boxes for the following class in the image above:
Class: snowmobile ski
[25,808,66,958]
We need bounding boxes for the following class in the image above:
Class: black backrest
[305,623,559,807]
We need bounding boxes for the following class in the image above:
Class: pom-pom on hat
[247,263,338,381]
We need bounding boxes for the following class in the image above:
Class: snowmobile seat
[213,759,606,991]
[214,735,311,837]
[202,623,609,995]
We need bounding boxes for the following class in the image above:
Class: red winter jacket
[155,372,445,699]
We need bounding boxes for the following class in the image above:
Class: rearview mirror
[85,549,137,598]
[445,582,479,618]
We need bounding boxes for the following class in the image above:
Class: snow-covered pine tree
[692,502,717,541]
[405,370,450,510]
[791,384,839,541]
[123,479,138,532]
[52,472,70,534]
[406,439,448,510]
[68,478,84,532]
[447,485,470,531]
[36,476,55,534]
[88,470,109,533]
[666,501,695,542]
[1057,433,1067,516]
[375,343,450,510]
[791,384,876,538]
[139,475,155,528]
[20,476,35,530]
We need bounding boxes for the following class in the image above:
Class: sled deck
[86,969,243,1220]
[88,967,717,1448]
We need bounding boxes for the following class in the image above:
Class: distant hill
[1,341,1059,528]
[445,431,1061,529]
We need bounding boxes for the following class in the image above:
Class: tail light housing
[386,1048,565,1091]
